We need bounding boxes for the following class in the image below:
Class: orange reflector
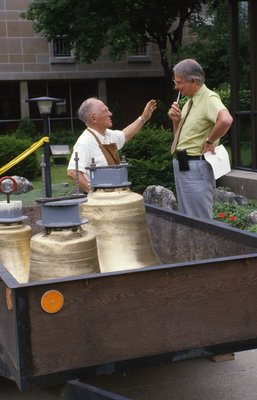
[41,290,64,313]
[6,288,12,310]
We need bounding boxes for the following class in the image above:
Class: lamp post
[26,96,63,198]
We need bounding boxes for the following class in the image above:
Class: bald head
[78,97,112,133]
[78,97,104,126]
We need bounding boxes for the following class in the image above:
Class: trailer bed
[0,205,257,390]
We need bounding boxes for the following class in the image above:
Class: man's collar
[87,127,106,137]
[192,84,206,99]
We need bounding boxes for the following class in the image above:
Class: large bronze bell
[29,197,100,281]
[81,187,160,273]
[0,200,31,284]
[30,227,100,281]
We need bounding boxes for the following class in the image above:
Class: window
[127,42,151,62]
[53,35,72,58]
[132,43,149,57]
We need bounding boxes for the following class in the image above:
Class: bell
[0,201,31,284]
[29,197,100,281]
[30,227,100,281]
[80,188,160,273]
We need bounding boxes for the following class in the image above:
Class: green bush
[212,85,250,111]
[120,125,175,194]
[49,129,81,147]
[15,117,40,141]
[149,99,173,130]
[0,135,39,180]
[246,224,257,235]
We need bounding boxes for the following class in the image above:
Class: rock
[214,188,248,206]
[143,185,177,210]
[233,195,249,206]
[246,210,257,226]
[11,176,34,195]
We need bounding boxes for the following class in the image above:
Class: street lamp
[26,96,63,198]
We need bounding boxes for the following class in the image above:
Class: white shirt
[68,127,125,181]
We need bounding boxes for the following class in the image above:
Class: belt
[187,155,205,160]
[174,154,205,160]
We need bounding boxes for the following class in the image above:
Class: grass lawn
[0,156,76,206]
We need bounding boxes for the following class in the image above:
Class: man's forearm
[67,169,91,193]
[123,117,145,142]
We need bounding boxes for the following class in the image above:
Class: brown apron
[87,128,121,165]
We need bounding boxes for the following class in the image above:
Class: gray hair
[173,59,205,85]
[77,97,99,125]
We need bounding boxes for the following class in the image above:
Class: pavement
[0,349,257,400]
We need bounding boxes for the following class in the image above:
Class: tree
[21,0,208,102]
[169,0,250,92]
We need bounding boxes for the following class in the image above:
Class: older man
[67,97,156,193]
[168,59,233,219]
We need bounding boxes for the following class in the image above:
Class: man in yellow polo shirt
[168,59,233,219]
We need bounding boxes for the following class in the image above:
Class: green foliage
[213,201,257,230]
[15,117,40,140]
[238,88,251,111]
[149,100,173,130]
[120,125,174,193]
[246,224,257,235]
[213,85,250,111]
[49,129,81,146]
[21,0,208,101]
[169,1,230,89]
[170,0,249,92]
[0,135,40,180]
[111,102,125,130]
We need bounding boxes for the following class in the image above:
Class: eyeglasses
[92,107,110,117]
[173,79,183,86]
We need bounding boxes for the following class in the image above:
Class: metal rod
[40,154,46,198]
[75,151,79,194]
[42,114,52,197]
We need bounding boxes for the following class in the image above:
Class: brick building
[0,0,170,134]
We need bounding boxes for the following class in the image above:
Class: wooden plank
[27,256,257,376]
[210,353,235,362]
[0,281,19,381]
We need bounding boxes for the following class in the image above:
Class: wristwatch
[206,138,213,145]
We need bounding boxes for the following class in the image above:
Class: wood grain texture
[27,256,257,376]
[0,280,19,381]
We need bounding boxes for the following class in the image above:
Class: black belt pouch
[176,150,190,171]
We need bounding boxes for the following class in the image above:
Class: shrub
[15,117,40,141]
[0,135,39,180]
[149,99,173,130]
[120,125,175,194]
[246,224,257,235]
[49,129,81,147]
